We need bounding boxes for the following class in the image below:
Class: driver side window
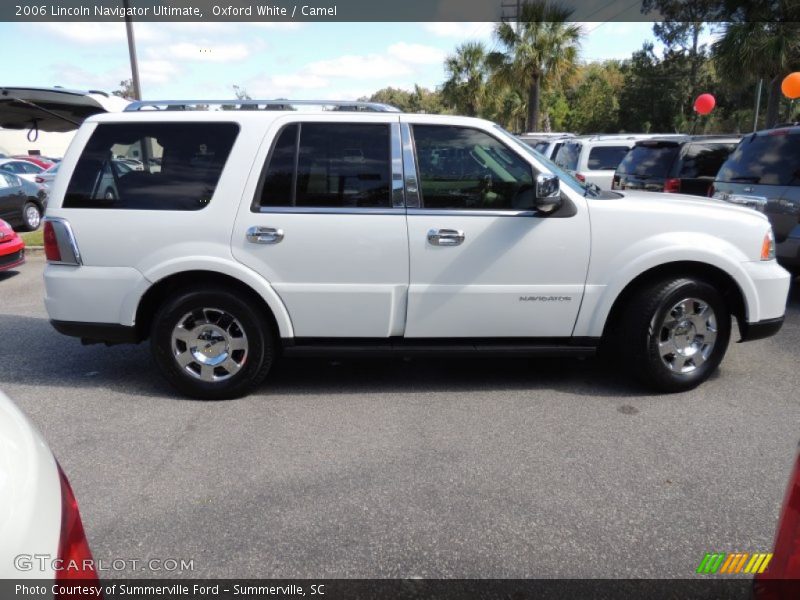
[412,125,534,210]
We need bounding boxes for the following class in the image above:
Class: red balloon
[694,93,716,115]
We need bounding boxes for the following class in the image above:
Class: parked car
[713,126,800,274]
[0,391,98,581]
[41,100,789,399]
[0,171,47,230]
[0,218,25,271]
[520,135,574,161]
[0,157,45,183]
[12,155,55,170]
[36,162,59,187]
[753,446,800,593]
[554,135,665,190]
[613,136,741,197]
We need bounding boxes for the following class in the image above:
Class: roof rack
[123,99,401,113]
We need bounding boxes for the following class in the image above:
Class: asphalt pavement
[1,255,798,578]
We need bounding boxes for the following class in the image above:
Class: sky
[0,21,711,100]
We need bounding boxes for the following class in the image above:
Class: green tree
[712,0,800,127]
[489,0,581,131]
[112,79,134,99]
[441,41,488,117]
[566,62,624,133]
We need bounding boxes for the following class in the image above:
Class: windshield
[493,125,591,195]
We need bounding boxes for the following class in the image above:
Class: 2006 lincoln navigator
[42,100,790,399]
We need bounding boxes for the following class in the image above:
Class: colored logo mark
[696,552,773,575]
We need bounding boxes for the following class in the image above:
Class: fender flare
[121,256,294,339]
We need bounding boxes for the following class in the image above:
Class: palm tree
[441,41,488,117]
[489,0,581,132]
[713,2,800,128]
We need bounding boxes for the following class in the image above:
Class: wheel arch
[600,261,748,342]
[132,268,293,342]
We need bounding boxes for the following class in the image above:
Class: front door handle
[427,228,465,246]
[246,226,284,244]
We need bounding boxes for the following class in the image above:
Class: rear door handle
[427,228,465,246]
[246,226,284,244]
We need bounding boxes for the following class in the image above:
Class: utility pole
[123,0,142,100]
[753,79,763,132]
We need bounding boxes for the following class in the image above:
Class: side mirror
[534,173,561,214]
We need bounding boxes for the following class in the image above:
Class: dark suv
[613,136,740,197]
[713,126,800,273]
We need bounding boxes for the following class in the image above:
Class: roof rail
[123,99,401,113]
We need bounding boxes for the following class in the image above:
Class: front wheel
[150,287,275,399]
[613,277,731,392]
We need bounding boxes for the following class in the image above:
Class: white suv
[42,100,790,399]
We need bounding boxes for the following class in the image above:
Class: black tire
[611,277,731,393]
[21,201,42,232]
[150,286,275,399]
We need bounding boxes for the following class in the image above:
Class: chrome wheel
[655,297,717,374]
[171,308,248,382]
[25,204,41,229]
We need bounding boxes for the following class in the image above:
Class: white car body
[0,391,61,580]
[40,105,790,398]
[0,158,43,183]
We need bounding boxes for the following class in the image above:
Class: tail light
[611,175,619,190]
[55,463,101,598]
[664,178,681,193]
[43,218,81,265]
[708,184,715,198]
[35,176,45,184]
[759,452,800,580]
[575,173,586,183]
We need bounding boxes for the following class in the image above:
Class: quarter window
[412,125,534,210]
[257,123,392,209]
[64,122,239,210]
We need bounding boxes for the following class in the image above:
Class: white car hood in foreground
[0,391,61,578]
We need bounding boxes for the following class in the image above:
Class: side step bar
[282,337,600,358]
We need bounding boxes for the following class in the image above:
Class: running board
[282,337,599,358]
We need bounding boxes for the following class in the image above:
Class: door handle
[427,228,465,246]
[246,226,284,244]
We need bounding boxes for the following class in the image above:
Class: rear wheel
[21,201,41,231]
[611,277,731,392]
[150,287,275,399]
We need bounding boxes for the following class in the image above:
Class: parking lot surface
[1,255,799,578]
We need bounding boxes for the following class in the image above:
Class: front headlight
[761,229,776,261]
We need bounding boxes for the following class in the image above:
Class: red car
[753,447,800,597]
[12,155,55,170]
[0,218,25,271]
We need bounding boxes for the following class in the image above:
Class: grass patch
[20,229,44,246]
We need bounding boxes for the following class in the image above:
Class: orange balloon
[782,72,800,99]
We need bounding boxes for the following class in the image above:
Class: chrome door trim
[390,121,405,208]
[400,122,420,208]
[255,206,406,215]
[407,208,538,218]
[246,226,284,244]
[427,228,466,246]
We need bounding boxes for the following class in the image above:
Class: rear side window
[617,144,679,177]
[257,122,392,209]
[64,122,239,210]
[555,142,581,170]
[678,143,737,178]
[717,132,800,186]
[587,146,631,170]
